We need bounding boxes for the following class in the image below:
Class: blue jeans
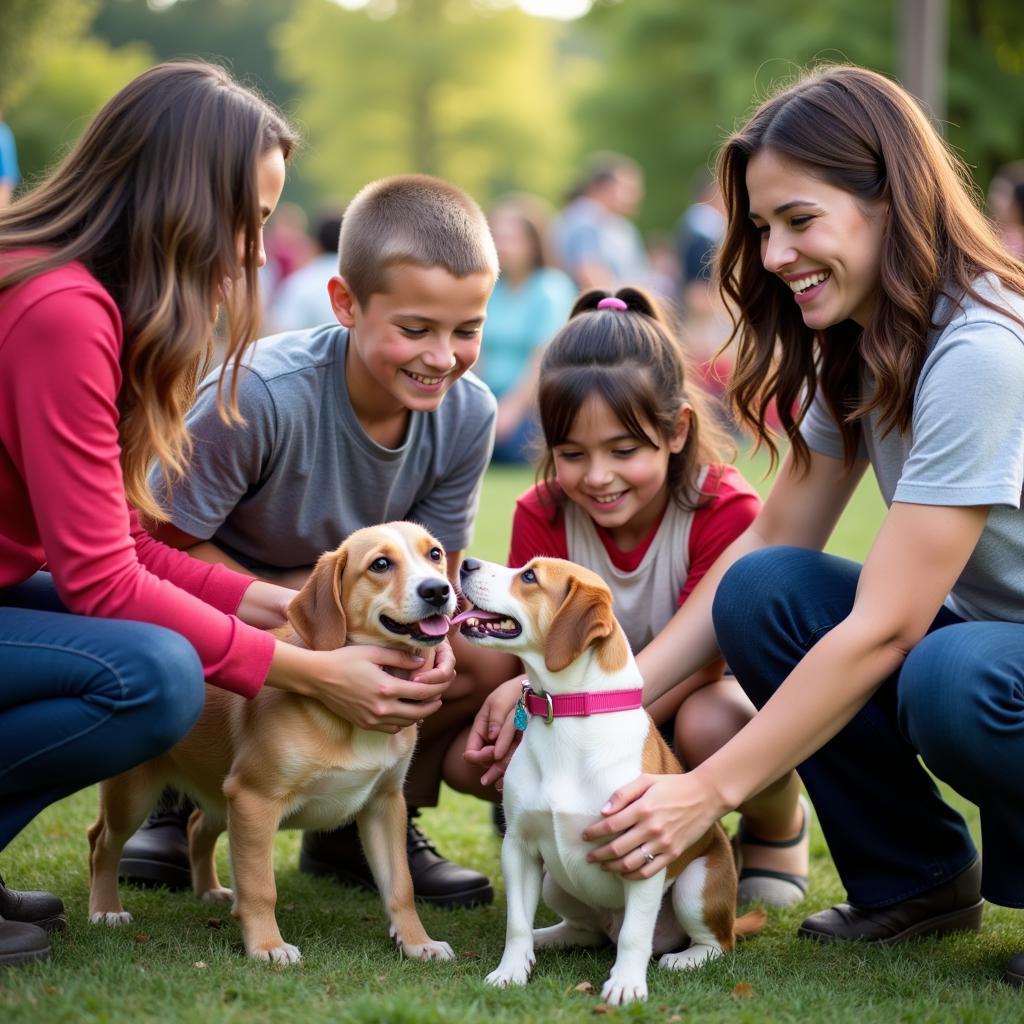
[712,547,1024,910]
[0,573,205,852]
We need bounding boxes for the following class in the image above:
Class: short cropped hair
[339,174,498,304]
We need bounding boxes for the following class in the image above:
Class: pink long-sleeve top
[0,255,275,698]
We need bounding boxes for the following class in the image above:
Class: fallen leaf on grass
[193,961,208,969]
[667,1015,684,1023]
[132,934,150,944]
[574,981,594,994]
[731,981,754,999]
[205,918,223,929]
[462,950,481,960]
[592,1004,610,1015]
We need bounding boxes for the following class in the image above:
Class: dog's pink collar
[519,684,643,725]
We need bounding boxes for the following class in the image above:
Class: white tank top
[563,467,708,654]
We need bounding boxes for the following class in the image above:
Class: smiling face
[551,394,688,550]
[285,521,455,652]
[330,264,493,423]
[745,149,887,329]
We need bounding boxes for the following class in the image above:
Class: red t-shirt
[508,464,760,608]
[0,256,274,697]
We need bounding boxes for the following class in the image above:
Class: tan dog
[88,522,457,965]
[455,556,764,1005]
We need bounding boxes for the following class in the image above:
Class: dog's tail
[733,907,768,940]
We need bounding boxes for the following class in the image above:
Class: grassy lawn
[4,450,1022,1022]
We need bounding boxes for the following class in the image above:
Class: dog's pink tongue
[450,609,506,626]
[417,615,451,637]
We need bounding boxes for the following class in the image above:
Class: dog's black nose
[417,579,451,608]
[460,558,482,576]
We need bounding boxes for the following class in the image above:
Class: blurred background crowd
[3,0,1023,462]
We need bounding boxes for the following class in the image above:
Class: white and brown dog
[88,521,457,965]
[455,556,764,1005]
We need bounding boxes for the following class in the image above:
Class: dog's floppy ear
[544,575,615,673]
[287,547,347,651]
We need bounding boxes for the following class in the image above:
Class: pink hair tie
[597,296,628,311]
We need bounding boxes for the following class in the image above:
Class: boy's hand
[237,579,296,629]
[463,675,524,790]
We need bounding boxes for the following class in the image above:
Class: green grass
[4,450,1022,1022]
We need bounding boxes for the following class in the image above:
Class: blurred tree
[274,0,581,209]
[91,0,297,112]
[6,36,154,188]
[574,0,893,233]
[575,0,1023,233]
[0,0,97,108]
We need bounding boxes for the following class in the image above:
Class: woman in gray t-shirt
[571,66,1024,987]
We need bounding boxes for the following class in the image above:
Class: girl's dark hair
[717,64,1024,471]
[537,286,732,518]
[0,60,297,519]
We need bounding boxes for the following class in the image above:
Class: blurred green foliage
[3,0,1023,234]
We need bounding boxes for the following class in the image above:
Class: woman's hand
[268,640,451,733]
[582,768,729,879]
[237,579,296,629]
[463,675,525,789]
[409,639,456,687]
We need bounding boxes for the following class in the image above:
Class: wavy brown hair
[536,287,733,521]
[717,64,1024,471]
[0,61,297,519]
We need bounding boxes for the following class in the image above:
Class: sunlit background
[4,0,1023,238]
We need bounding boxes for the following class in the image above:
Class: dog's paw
[485,952,535,988]
[90,910,133,927]
[401,939,455,961]
[248,942,302,965]
[200,887,234,904]
[601,971,648,1005]
[658,943,723,971]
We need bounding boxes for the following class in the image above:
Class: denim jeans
[712,546,1024,910]
[0,573,205,851]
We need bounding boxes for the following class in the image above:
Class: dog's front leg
[223,776,298,964]
[486,835,543,988]
[356,792,454,961]
[602,872,664,1005]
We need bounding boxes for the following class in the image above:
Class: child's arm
[635,450,868,707]
[644,466,761,721]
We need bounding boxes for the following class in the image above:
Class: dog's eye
[521,568,537,584]
[428,547,443,562]
[370,557,391,573]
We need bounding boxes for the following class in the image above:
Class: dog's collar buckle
[520,684,643,724]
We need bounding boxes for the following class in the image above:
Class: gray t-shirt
[800,276,1024,623]
[159,324,496,573]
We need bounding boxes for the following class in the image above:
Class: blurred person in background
[0,111,20,209]
[552,152,652,292]
[260,201,313,309]
[988,162,1024,260]
[265,209,344,332]
[480,196,576,464]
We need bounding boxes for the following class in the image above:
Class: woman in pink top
[0,62,453,968]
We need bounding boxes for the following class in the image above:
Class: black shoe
[0,875,66,933]
[798,857,983,945]
[1004,952,1024,988]
[299,813,494,908]
[118,788,194,891]
[0,920,50,968]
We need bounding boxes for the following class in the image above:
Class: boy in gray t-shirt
[121,175,503,909]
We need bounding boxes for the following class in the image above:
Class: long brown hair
[0,61,297,519]
[717,64,1024,470]
[536,287,732,520]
